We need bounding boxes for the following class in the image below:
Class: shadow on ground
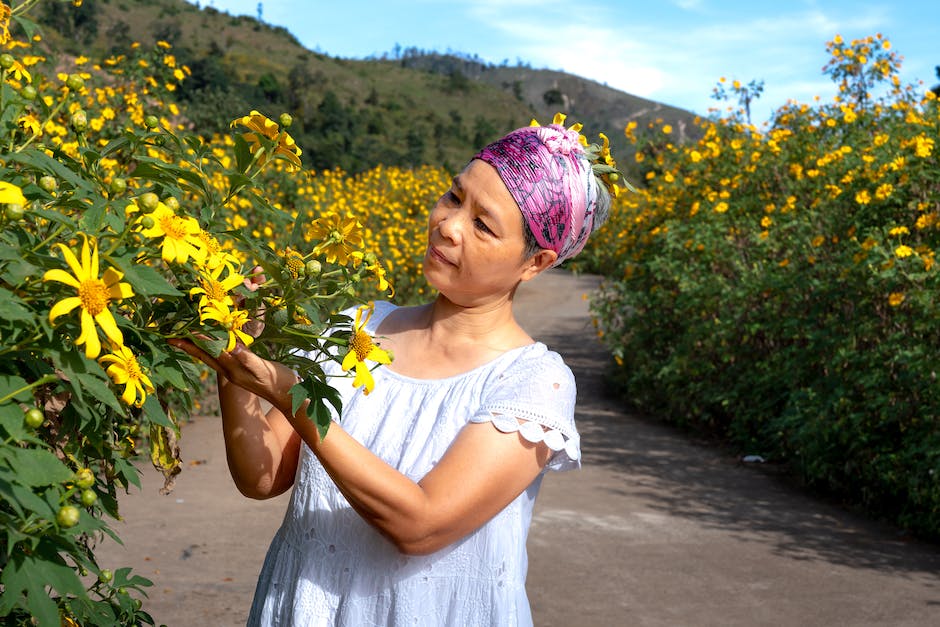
[538,315,940,581]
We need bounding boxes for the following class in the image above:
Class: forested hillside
[39,0,697,174]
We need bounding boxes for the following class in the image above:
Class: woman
[171,116,622,626]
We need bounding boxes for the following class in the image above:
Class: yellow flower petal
[78,311,101,358]
[94,309,124,346]
[43,268,81,289]
[341,349,357,372]
[48,296,82,322]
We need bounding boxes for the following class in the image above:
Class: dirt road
[96,269,940,626]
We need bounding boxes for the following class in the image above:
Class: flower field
[583,34,940,540]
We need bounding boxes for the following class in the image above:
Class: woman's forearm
[218,373,301,499]
[272,394,546,557]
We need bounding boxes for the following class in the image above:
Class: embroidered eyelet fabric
[247,301,580,626]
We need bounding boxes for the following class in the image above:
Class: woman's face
[423,159,550,306]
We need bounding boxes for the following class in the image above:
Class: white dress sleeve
[469,347,581,472]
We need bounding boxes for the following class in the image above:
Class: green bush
[588,34,940,538]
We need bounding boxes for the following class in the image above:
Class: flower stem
[0,374,59,405]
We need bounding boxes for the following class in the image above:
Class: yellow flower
[874,183,894,201]
[309,211,364,264]
[888,292,905,307]
[98,345,155,407]
[351,251,394,295]
[888,226,909,237]
[43,236,133,359]
[18,112,41,136]
[0,181,27,205]
[341,303,392,395]
[189,265,245,310]
[855,190,871,205]
[199,302,255,352]
[230,110,302,171]
[139,201,206,265]
[193,230,237,271]
[895,245,914,258]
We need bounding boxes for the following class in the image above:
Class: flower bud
[65,73,85,92]
[140,215,155,229]
[3,203,25,220]
[278,113,293,128]
[305,259,322,276]
[138,192,159,212]
[109,178,127,195]
[144,115,159,129]
[70,110,88,132]
[164,196,180,211]
[0,54,14,69]
[38,176,58,193]
[19,84,37,101]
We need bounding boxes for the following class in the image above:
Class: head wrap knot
[474,123,602,266]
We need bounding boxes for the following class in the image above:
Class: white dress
[247,301,581,626]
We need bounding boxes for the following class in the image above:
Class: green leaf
[0,401,31,442]
[4,447,73,486]
[153,363,189,390]
[34,541,87,597]
[70,370,123,414]
[289,381,308,417]
[192,334,227,358]
[0,553,59,626]
[233,134,253,173]
[0,290,33,323]
[6,149,90,192]
[312,399,331,440]
[78,198,109,232]
[110,257,182,297]
[10,15,41,44]
[142,394,173,428]
[0,374,31,403]
[0,475,56,519]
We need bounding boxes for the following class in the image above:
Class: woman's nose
[436,208,462,243]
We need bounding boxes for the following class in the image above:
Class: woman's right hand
[168,338,296,411]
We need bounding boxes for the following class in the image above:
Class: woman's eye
[445,190,459,204]
[474,217,493,234]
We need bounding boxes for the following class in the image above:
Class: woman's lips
[428,245,456,266]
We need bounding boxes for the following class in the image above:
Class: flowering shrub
[0,2,396,624]
[587,34,940,538]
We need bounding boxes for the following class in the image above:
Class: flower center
[202,278,227,301]
[350,330,373,361]
[286,256,304,279]
[199,232,221,255]
[78,278,109,315]
[125,355,143,380]
[160,214,190,240]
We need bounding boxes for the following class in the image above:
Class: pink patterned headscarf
[474,123,601,266]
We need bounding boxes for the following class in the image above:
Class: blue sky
[195,1,940,123]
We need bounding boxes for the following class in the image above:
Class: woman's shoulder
[498,341,573,384]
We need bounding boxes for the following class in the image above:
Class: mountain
[37,0,699,176]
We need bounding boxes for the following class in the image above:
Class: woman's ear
[520,249,558,281]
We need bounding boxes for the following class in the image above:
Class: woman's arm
[289,403,551,555]
[170,339,301,499]
[217,373,302,499]
[171,339,553,553]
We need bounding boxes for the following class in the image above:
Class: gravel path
[96,269,940,626]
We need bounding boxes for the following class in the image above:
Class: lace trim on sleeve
[471,406,581,472]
